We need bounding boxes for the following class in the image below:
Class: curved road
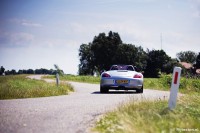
[0,75,170,133]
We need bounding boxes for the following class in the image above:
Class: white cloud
[189,0,200,18]
[66,20,200,58]
[34,38,80,49]
[11,32,34,44]
[191,9,200,18]
[159,31,200,58]
[65,20,160,48]
[9,18,42,27]
[69,22,89,34]
[21,22,42,27]
[0,31,34,47]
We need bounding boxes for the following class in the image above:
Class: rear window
[110,65,135,71]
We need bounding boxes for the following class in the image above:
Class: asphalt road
[0,75,170,133]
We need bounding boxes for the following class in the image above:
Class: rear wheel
[100,86,109,93]
[136,86,143,93]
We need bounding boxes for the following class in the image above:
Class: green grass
[44,74,200,132]
[93,94,200,133]
[145,74,200,93]
[43,75,100,84]
[0,75,74,100]
[91,74,200,133]
[44,74,200,93]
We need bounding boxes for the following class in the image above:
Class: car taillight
[102,73,111,77]
[134,74,142,78]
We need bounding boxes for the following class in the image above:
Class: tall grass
[0,75,74,100]
[92,74,200,132]
[43,75,100,84]
[44,74,200,93]
[145,74,200,93]
[94,94,200,133]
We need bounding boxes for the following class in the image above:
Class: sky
[0,0,200,74]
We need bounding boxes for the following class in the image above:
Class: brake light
[134,74,142,78]
[102,73,111,78]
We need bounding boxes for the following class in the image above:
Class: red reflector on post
[174,72,178,84]
[168,67,182,110]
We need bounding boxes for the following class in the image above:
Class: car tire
[136,86,143,93]
[100,86,109,93]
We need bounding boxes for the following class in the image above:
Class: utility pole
[160,33,163,50]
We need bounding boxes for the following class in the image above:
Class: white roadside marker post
[168,67,182,110]
[56,73,60,86]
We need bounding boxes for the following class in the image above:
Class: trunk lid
[107,70,136,78]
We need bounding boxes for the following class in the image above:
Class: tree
[162,58,180,74]
[11,69,17,75]
[144,50,172,77]
[0,66,5,75]
[78,31,148,75]
[22,69,27,74]
[91,31,122,72]
[5,70,10,75]
[114,44,147,71]
[27,69,34,74]
[176,51,197,63]
[50,69,57,75]
[18,70,23,74]
[78,43,94,75]
[196,52,200,69]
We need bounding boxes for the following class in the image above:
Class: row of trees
[78,31,200,77]
[0,68,57,75]
[0,65,64,76]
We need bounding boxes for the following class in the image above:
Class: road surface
[0,75,170,133]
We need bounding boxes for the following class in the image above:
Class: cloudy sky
[0,0,200,74]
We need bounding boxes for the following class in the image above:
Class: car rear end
[100,70,143,93]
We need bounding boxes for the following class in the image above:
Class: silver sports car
[100,65,143,93]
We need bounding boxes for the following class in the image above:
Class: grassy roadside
[43,75,100,84]
[92,74,200,133]
[145,75,200,93]
[0,75,74,100]
[93,93,200,133]
[44,74,200,93]
[44,74,200,132]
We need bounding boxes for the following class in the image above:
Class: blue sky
[0,0,200,74]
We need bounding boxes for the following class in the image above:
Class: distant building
[196,69,200,74]
[179,62,192,69]
[179,62,200,75]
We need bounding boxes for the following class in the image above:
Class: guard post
[168,67,182,110]
[56,73,60,86]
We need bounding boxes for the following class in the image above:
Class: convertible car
[100,65,143,93]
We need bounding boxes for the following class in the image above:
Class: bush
[145,74,200,93]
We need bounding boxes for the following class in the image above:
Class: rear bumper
[100,78,143,90]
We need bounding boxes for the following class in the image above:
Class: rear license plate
[116,80,129,84]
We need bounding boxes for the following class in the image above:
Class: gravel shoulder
[0,75,171,133]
